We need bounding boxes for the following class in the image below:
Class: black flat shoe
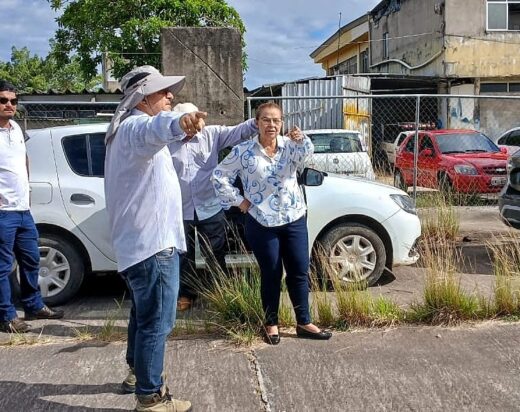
[296,325,332,340]
[262,327,281,345]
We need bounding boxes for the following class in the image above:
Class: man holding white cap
[169,103,257,311]
[105,65,204,412]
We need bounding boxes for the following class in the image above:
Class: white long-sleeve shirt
[104,109,186,272]
[212,134,314,227]
[168,119,257,221]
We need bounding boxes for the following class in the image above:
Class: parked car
[499,149,520,229]
[494,127,520,155]
[13,124,420,305]
[394,129,509,193]
[382,131,414,167]
[380,122,436,168]
[303,129,375,180]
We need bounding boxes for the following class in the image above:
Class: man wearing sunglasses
[0,80,64,334]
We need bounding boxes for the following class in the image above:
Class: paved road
[1,322,520,411]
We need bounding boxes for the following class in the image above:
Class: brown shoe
[135,385,192,412]
[25,305,64,320]
[0,317,30,333]
[176,297,192,312]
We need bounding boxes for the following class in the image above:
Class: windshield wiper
[464,149,487,153]
[442,150,463,154]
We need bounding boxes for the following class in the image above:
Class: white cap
[173,102,199,113]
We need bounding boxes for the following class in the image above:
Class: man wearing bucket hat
[169,102,258,311]
[105,65,205,412]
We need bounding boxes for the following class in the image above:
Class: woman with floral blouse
[212,102,332,344]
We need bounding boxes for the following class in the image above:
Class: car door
[51,129,116,262]
[417,134,438,188]
[398,134,416,184]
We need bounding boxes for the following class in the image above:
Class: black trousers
[179,210,228,299]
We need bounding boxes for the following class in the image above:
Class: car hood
[445,152,508,167]
[323,172,406,195]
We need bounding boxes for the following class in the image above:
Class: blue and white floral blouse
[212,134,314,227]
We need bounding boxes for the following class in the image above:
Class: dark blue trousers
[179,210,228,299]
[245,215,311,326]
[0,210,44,321]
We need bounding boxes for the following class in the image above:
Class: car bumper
[452,174,507,193]
[498,185,520,229]
[382,209,421,266]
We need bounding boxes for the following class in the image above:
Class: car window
[307,133,362,154]
[497,132,510,145]
[435,133,499,154]
[62,135,89,175]
[396,133,408,146]
[508,130,520,146]
[89,133,106,177]
[62,133,106,177]
[420,136,434,151]
[404,135,416,152]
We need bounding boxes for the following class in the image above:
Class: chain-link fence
[15,94,520,206]
[15,100,119,131]
[248,94,520,206]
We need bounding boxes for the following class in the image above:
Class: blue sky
[2,0,380,90]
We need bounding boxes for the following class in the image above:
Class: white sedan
[15,124,421,304]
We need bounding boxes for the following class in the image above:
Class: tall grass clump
[194,252,264,345]
[311,252,403,328]
[411,238,483,324]
[489,234,520,316]
[419,192,459,242]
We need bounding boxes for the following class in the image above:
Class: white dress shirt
[212,134,314,227]
[104,109,186,272]
[168,119,257,221]
[0,120,30,211]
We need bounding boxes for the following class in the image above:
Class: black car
[499,149,520,229]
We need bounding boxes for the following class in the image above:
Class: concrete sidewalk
[1,322,520,411]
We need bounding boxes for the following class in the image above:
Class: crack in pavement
[247,349,271,412]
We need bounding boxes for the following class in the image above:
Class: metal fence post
[412,95,421,202]
[247,97,252,120]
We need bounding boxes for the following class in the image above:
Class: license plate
[491,176,507,186]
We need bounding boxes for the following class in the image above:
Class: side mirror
[419,148,433,157]
[301,167,324,186]
[500,146,508,154]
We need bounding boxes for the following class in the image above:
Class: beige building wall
[445,0,520,79]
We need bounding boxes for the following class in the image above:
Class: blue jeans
[245,215,311,326]
[121,248,179,395]
[0,210,44,321]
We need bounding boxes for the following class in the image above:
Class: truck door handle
[70,193,95,205]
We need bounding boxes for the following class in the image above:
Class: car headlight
[390,194,417,215]
[454,164,478,175]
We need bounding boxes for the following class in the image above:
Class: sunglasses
[0,97,18,105]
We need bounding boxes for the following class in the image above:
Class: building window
[487,0,520,31]
[360,50,369,73]
[383,32,389,59]
[331,55,358,75]
[480,82,520,93]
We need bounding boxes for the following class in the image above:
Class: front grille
[483,166,507,175]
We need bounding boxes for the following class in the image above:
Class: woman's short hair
[255,102,282,120]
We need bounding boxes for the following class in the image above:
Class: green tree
[0,46,101,93]
[48,0,246,81]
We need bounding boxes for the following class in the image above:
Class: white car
[15,124,421,305]
[382,131,414,167]
[303,129,375,180]
[494,127,520,155]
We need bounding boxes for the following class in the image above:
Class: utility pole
[336,12,342,71]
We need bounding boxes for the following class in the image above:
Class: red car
[394,129,508,194]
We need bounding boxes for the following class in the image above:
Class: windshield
[435,133,500,154]
[308,133,363,154]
